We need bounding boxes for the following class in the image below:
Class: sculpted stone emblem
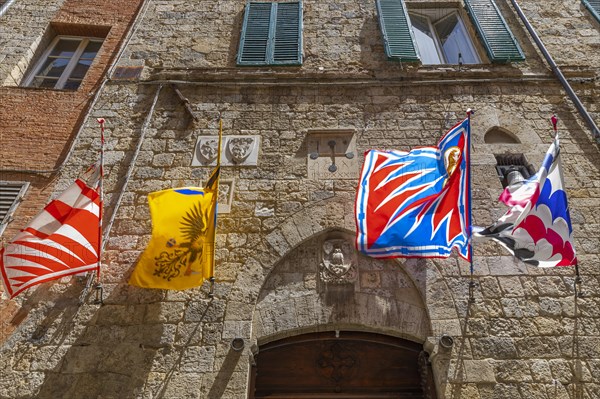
[320,239,357,284]
[227,137,255,163]
[198,139,219,163]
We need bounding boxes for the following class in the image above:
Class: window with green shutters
[376,0,525,64]
[582,0,600,23]
[237,1,303,66]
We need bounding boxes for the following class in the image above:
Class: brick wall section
[0,0,144,171]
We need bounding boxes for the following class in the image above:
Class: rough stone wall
[0,0,599,398]
[516,0,600,143]
[517,0,600,68]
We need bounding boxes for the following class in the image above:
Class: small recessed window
[0,182,29,237]
[23,36,103,90]
[484,127,520,144]
[409,11,480,65]
[495,154,534,188]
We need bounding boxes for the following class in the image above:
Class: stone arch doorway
[249,229,442,398]
[248,330,436,398]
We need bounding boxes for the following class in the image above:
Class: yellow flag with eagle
[129,122,221,290]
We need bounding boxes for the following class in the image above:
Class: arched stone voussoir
[263,192,356,267]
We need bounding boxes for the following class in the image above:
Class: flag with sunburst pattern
[355,118,471,261]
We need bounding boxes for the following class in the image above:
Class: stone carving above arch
[319,235,358,285]
[254,229,432,345]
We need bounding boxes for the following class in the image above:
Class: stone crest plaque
[197,138,219,163]
[319,238,357,284]
[227,137,255,164]
[306,130,358,180]
[192,135,260,166]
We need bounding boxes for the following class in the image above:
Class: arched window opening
[484,127,520,144]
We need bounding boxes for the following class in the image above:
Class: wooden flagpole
[552,114,583,297]
[78,118,106,305]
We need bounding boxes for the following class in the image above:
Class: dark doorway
[249,331,437,399]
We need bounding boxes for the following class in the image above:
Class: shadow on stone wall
[447,299,473,399]
[206,348,242,398]
[33,285,166,399]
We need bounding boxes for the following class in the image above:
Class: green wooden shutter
[582,0,600,23]
[464,0,525,63]
[238,1,302,66]
[376,0,419,62]
[272,2,302,65]
[238,2,274,65]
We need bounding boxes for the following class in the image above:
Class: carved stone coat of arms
[319,239,357,284]
[227,137,255,163]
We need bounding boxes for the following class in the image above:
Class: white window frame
[409,10,481,65]
[0,181,29,237]
[23,35,103,90]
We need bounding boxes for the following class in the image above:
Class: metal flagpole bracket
[171,84,199,124]
[468,280,476,303]
[93,283,104,305]
[208,276,216,298]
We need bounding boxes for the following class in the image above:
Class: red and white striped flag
[1,178,102,298]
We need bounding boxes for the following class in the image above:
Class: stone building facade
[0,0,145,346]
[0,0,599,398]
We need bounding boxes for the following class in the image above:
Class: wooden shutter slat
[376,0,419,62]
[238,1,302,66]
[464,0,525,63]
[238,2,273,65]
[273,2,302,64]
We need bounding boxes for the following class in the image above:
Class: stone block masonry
[0,0,599,398]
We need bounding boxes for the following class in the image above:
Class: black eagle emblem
[153,201,210,281]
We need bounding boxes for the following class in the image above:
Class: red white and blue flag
[355,118,471,261]
[475,137,576,267]
[1,178,102,298]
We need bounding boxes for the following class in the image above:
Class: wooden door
[249,331,436,399]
